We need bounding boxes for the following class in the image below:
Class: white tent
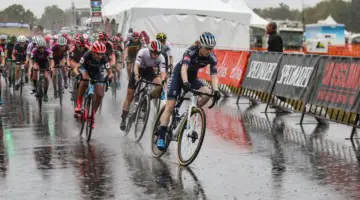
[226,0,268,28]
[317,15,341,25]
[103,0,251,50]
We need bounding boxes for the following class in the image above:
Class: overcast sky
[1,0,322,17]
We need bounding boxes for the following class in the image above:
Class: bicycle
[151,89,217,166]
[79,77,109,142]
[35,69,48,113]
[9,60,15,89]
[14,61,26,96]
[53,65,65,106]
[126,78,162,142]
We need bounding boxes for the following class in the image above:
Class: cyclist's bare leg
[15,64,21,85]
[60,60,68,88]
[126,62,133,77]
[43,70,51,96]
[93,85,105,118]
[116,62,121,81]
[197,86,211,107]
[122,88,135,113]
[160,99,176,126]
[32,64,39,89]
[51,65,57,94]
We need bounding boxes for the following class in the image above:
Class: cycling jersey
[126,40,142,60]
[51,44,68,65]
[0,46,4,58]
[105,41,114,59]
[5,42,15,59]
[12,43,27,62]
[161,42,173,66]
[26,42,37,55]
[69,46,88,63]
[135,48,166,72]
[31,47,53,69]
[180,45,217,79]
[0,44,5,51]
[128,48,165,90]
[79,51,110,81]
[166,45,217,100]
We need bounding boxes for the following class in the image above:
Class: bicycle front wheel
[85,95,94,142]
[58,74,63,106]
[134,95,151,142]
[20,70,23,97]
[177,107,206,166]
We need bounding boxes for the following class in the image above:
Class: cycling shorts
[166,63,204,100]
[128,67,157,90]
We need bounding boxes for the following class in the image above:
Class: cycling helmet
[148,40,162,53]
[82,33,89,40]
[199,32,216,48]
[92,33,99,40]
[129,28,133,33]
[8,35,17,42]
[132,32,140,39]
[0,35,7,40]
[91,41,106,53]
[37,38,46,47]
[98,31,108,41]
[53,34,59,40]
[44,34,52,43]
[58,37,67,46]
[156,33,167,41]
[17,35,27,43]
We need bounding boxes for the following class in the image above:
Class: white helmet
[199,32,216,48]
[37,38,46,47]
[17,35,27,43]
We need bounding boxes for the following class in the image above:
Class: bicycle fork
[186,96,198,131]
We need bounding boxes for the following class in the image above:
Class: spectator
[267,22,283,52]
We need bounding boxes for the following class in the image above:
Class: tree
[0,4,37,25]
[38,5,65,29]
[350,0,360,32]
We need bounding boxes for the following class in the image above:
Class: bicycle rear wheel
[85,95,94,142]
[134,95,151,142]
[19,70,23,97]
[177,107,206,166]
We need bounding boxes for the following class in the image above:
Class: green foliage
[254,1,354,31]
[0,4,37,25]
[38,5,66,29]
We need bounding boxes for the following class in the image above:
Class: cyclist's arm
[181,64,189,83]
[133,62,140,78]
[110,53,116,66]
[209,64,219,91]
[49,52,54,69]
[12,49,16,61]
[0,53,4,66]
[4,49,8,60]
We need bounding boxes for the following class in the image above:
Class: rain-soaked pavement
[1,74,360,200]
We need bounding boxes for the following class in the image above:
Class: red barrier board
[198,50,250,87]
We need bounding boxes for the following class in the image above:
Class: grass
[0,27,31,36]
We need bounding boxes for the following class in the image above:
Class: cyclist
[12,35,28,90]
[155,32,221,150]
[51,36,68,98]
[140,31,150,47]
[120,40,166,131]
[0,35,6,50]
[69,34,89,94]
[73,41,113,128]
[30,39,54,102]
[44,34,52,48]
[4,35,16,86]
[27,36,42,93]
[124,32,143,77]
[98,32,115,67]
[156,33,174,75]
[0,41,5,104]
[109,36,122,89]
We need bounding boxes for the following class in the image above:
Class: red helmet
[132,32,140,39]
[44,34,52,43]
[91,41,106,53]
[148,40,162,53]
[98,31,108,41]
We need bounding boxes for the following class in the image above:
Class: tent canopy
[317,15,341,25]
[103,0,251,50]
[226,0,268,27]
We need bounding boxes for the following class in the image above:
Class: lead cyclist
[156,32,221,150]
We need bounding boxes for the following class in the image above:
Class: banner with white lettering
[308,56,360,112]
[273,54,320,101]
[241,51,282,93]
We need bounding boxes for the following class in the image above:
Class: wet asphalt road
[0,75,360,200]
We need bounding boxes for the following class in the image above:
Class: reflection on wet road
[0,81,360,199]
